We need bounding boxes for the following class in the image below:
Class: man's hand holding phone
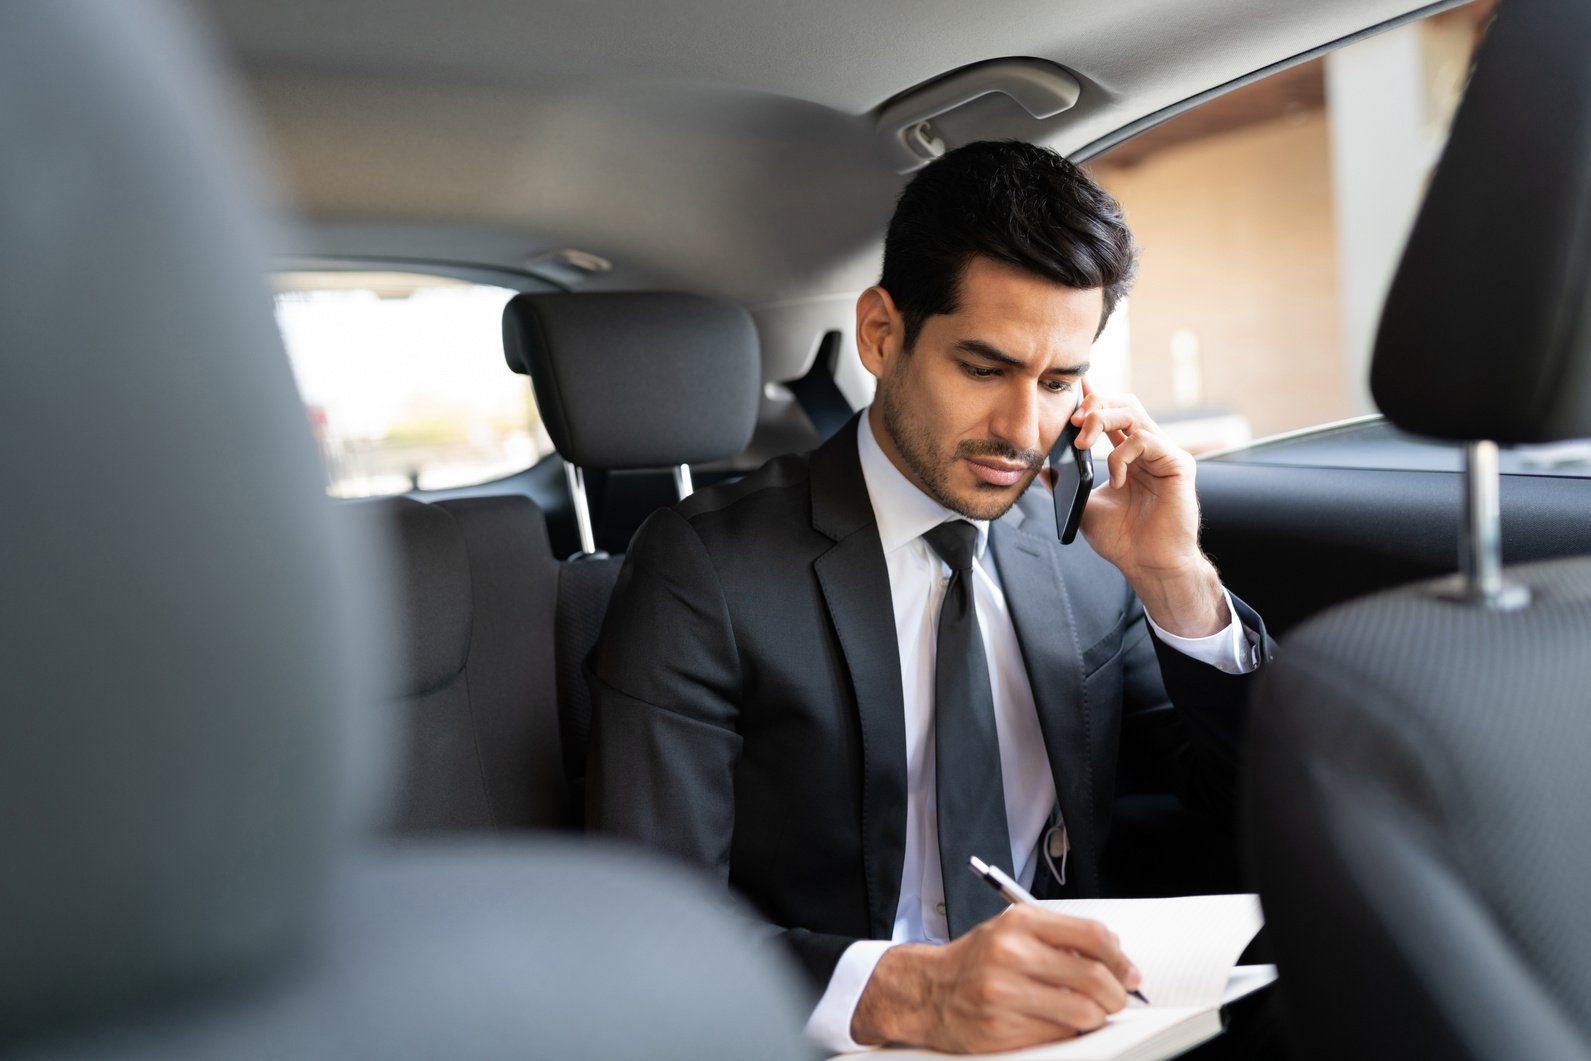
[1065,378,1228,639]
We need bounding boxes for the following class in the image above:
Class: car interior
[3,4,808,1059]
[1249,0,1591,1055]
[8,0,1591,1057]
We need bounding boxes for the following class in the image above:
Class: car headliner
[198,0,1458,380]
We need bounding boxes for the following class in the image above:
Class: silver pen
[968,855,1150,1004]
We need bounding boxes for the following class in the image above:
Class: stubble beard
[877,380,1043,522]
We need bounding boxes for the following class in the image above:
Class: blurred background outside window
[1083,1,1493,453]
[274,272,553,497]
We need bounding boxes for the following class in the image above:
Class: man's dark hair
[880,140,1137,350]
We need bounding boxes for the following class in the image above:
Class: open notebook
[837,894,1273,1061]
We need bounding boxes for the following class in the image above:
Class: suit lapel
[989,510,1095,887]
[809,418,908,939]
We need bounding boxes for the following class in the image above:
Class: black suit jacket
[587,417,1271,989]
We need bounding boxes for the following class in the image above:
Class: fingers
[1103,433,1145,490]
[980,907,1138,1014]
[922,907,1146,1053]
[1069,387,1160,451]
[939,951,1110,1049]
[971,932,1116,1029]
[1015,946,1130,1018]
[1096,426,1193,490]
[1067,387,1188,489]
[1015,906,1142,992]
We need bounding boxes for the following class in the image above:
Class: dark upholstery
[16,843,814,1061]
[360,494,627,833]
[503,291,761,469]
[381,498,474,697]
[1371,0,1591,442]
[1,0,392,1036]
[556,555,625,825]
[1250,559,1591,1059]
[364,496,575,827]
[2,2,812,1057]
[1249,1,1591,1057]
[360,496,571,831]
[434,496,568,827]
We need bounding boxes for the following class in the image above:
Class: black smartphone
[1050,415,1093,544]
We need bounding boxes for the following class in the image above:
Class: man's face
[860,256,1100,521]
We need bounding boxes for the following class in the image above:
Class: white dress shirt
[804,414,1256,1052]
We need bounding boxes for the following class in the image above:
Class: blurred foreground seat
[0,3,812,1058]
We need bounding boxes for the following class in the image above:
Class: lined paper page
[1035,894,1263,1009]
[867,1007,1218,1061]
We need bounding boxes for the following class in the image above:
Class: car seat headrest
[1372,0,1591,443]
[502,292,761,469]
[0,0,393,1038]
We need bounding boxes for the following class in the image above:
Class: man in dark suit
[587,140,1270,1054]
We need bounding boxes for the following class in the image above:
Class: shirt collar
[857,410,990,560]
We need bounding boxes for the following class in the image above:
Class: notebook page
[864,1007,1218,1061]
[1034,894,1263,1009]
[1221,964,1278,1006]
[837,965,1268,1060]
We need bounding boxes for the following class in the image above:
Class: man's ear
[855,285,903,382]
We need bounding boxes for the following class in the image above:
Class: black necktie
[923,519,1011,938]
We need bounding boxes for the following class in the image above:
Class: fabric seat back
[359,495,570,830]
[1248,0,1591,1056]
[555,554,624,823]
[359,493,625,832]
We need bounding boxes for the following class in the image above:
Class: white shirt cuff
[803,939,897,1053]
[1145,589,1260,674]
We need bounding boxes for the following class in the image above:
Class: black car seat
[1247,0,1591,1057]
[367,295,762,831]
[0,3,811,1057]
[503,292,762,558]
[503,292,762,820]
[353,494,574,831]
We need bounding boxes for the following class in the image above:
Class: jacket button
[935,902,947,916]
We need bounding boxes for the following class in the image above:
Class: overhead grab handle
[876,58,1082,173]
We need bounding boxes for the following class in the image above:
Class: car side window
[273,271,554,497]
[1082,1,1493,454]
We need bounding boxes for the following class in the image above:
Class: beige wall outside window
[1085,1,1493,453]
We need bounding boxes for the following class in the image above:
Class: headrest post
[1463,440,1503,595]
[1436,440,1530,611]
[673,464,695,501]
[564,462,598,556]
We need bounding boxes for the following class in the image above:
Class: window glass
[1083,1,1494,453]
[273,271,553,497]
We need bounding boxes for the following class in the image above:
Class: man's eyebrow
[955,338,1089,377]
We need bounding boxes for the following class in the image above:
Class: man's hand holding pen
[849,893,1145,1052]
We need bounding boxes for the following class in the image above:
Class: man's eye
[963,363,998,379]
[1044,379,1075,393]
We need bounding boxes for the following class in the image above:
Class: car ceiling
[199,0,1448,320]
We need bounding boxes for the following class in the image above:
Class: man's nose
[989,384,1043,453]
